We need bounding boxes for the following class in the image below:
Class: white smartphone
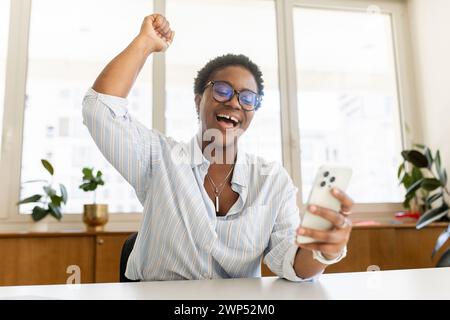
[297,165,352,244]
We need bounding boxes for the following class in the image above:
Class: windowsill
[352,221,449,229]
[350,211,449,229]
[0,213,141,233]
[350,210,409,225]
[1,209,447,234]
[0,229,137,238]
[0,221,447,237]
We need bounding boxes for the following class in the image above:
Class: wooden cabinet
[95,234,133,283]
[0,231,134,286]
[0,223,448,285]
[326,223,448,273]
[261,223,448,276]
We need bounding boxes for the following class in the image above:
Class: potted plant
[79,167,108,231]
[17,159,68,231]
[398,144,450,265]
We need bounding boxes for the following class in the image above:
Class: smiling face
[195,65,258,149]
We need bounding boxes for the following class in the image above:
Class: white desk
[0,268,449,300]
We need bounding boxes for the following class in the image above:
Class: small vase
[83,204,108,232]
[29,215,51,232]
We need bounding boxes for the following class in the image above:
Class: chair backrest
[119,232,139,282]
[436,249,450,268]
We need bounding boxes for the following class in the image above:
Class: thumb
[167,30,175,46]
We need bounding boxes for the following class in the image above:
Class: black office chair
[119,232,140,282]
[436,249,450,268]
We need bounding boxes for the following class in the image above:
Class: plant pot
[29,215,51,232]
[83,204,108,232]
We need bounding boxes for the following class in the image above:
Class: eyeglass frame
[203,80,262,111]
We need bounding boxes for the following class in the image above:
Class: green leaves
[432,224,450,258]
[435,150,441,172]
[31,206,48,222]
[441,170,448,186]
[426,192,443,205]
[96,170,104,182]
[79,182,97,191]
[60,184,68,204]
[416,204,449,230]
[18,159,67,222]
[22,179,48,184]
[424,148,433,169]
[411,144,434,168]
[82,167,94,179]
[400,144,450,260]
[50,195,62,207]
[17,194,42,205]
[434,150,448,186]
[421,178,442,191]
[399,144,449,222]
[30,204,62,222]
[401,150,429,168]
[41,159,54,175]
[400,173,412,189]
[43,186,56,197]
[397,162,405,179]
[411,167,423,181]
[405,179,423,198]
[79,167,105,192]
[48,203,62,220]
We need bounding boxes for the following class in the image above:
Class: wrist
[322,252,340,260]
[312,246,347,266]
[133,35,156,56]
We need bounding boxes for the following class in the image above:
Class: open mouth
[216,113,240,129]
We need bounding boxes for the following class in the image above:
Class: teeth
[217,114,239,125]
[217,114,230,120]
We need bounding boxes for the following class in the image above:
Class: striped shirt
[82,88,315,282]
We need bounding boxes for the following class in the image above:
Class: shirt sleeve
[82,88,161,203]
[263,170,322,282]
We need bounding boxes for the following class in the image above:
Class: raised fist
[138,14,175,52]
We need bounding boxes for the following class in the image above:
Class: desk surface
[0,268,449,300]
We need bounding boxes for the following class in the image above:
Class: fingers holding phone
[296,192,354,259]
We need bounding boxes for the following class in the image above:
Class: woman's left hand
[296,188,354,260]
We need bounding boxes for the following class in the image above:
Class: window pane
[166,0,282,163]
[0,0,10,153]
[294,7,403,203]
[20,0,153,214]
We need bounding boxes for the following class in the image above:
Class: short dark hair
[194,53,264,108]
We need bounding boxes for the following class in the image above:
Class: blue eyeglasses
[204,80,262,111]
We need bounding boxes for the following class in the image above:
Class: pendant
[215,196,219,213]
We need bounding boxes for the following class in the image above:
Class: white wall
[408,0,450,176]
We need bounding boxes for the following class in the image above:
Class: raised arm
[82,14,174,204]
[93,14,175,98]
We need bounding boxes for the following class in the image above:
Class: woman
[82,14,353,281]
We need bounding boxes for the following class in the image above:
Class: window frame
[0,0,419,230]
[281,0,420,216]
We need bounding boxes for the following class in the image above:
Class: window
[1,0,414,227]
[293,6,404,203]
[165,0,282,163]
[0,0,10,154]
[20,0,153,214]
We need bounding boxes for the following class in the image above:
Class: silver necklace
[206,165,235,213]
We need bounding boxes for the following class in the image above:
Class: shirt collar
[189,135,209,168]
[231,145,248,188]
[188,136,248,188]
